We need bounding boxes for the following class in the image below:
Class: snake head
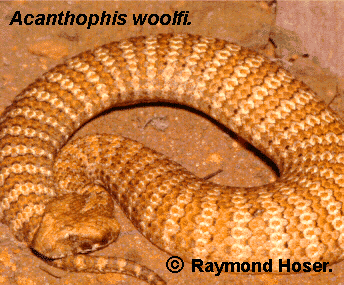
[30,185,120,259]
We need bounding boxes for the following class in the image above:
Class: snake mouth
[30,247,55,262]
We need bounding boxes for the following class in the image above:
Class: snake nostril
[79,242,93,251]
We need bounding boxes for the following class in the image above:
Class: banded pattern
[1,34,344,284]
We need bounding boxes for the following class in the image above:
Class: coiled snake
[1,34,343,284]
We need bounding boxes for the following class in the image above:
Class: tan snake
[1,34,344,284]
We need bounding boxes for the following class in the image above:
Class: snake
[1,33,343,284]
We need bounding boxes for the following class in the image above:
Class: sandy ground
[0,1,343,285]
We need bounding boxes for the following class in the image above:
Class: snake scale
[1,33,344,284]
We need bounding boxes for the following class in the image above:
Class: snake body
[1,33,344,284]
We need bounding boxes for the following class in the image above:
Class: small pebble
[28,40,69,60]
